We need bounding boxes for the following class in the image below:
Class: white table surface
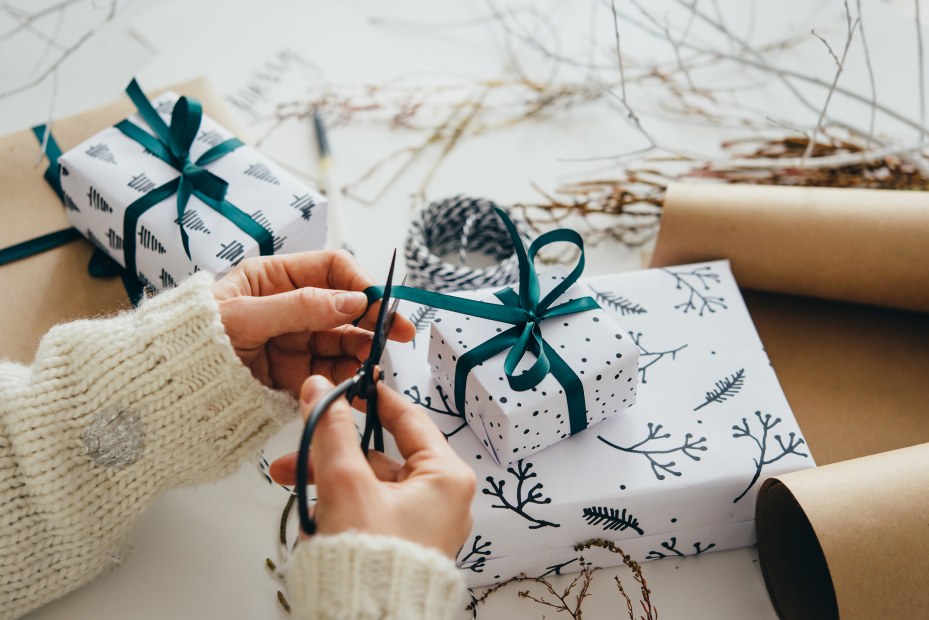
[2,1,922,617]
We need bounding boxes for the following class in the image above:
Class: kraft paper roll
[652,183,929,619]
[652,183,929,313]
[0,78,240,364]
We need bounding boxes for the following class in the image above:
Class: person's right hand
[269,376,476,558]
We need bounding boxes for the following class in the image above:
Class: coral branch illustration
[403,384,468,439]
[693,368,746,411]
[483,459,560,529]
[458,535,493,573]
[408,305,437,348]
[590,287,647,316]
[663,266,728,316]
[630,331,688,384]
[582,506,645,535]
[732,411,809,503]
[598,423,707,481]
[646,537,716,560]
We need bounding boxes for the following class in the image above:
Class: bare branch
[917,0,927,144]
[804,1,858,161]
[856,0,878,148]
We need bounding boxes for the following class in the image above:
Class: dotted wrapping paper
[381,259,815,587]
[426,266,640,466]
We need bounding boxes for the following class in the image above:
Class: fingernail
[302,376,332,404]
[335,291,367,314]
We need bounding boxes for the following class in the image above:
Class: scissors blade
[367,250,398,367]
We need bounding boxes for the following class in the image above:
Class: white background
[2,1,925,618]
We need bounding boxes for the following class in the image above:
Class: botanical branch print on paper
[590,287,647,316]
[663,266,728,316]
[403,384,468,439]
[582,506,645,535]
[630,331,688,384]
[732,410,808,503]
[598,422,707,481]
[694,368,745,411]
[646,537,716,560]
[483,459,560,529]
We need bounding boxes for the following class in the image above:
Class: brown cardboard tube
[757,444,929,620]
[652,184,929,313]
[651,183,929,619]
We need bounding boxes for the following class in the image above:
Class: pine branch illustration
[663,266,728,316]
[408,305,437,349]
[732,410,809,503]
[598,422,707,481]
[483,459,560,529]
[582,506,645,535]
[403,384,467,439]
[590,287,647,316]
[694,368,746,411]
[645,537,717,560]
[457,535,493,573]
[630,332,687,384]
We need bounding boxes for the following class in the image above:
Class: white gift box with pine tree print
[381,259,815,588]
[426,267,640,466]
[57,91,327,290]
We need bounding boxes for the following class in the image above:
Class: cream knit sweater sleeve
[0,273,466,620]
[0,273,297,617]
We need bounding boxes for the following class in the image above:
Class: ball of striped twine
[404,195,534,292]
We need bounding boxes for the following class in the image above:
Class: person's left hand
[212,250,415,395]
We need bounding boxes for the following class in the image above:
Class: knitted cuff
[285,532,466,620]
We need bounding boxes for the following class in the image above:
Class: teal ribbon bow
[116,79,273,278]
[366,207,599,436]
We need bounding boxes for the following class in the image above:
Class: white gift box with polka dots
[426,266,640,466]
[382,259,814,587]
[57,91,328,291]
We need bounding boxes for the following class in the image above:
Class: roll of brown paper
[653,183,929,313]
[652,183,929,619]
[0,78,242,364]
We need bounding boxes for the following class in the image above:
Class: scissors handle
[296,376,356,535]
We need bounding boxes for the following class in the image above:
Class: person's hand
[212,251,415,395]
[268,377,476,558]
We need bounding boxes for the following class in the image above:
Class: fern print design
[598,423,707,481]
[87,187,112,213]
[663,266,728,316]
[483,459,560,529]
[457,535,492,573]
[62,190,80,212]
[590,287,647,315]
[732,411,808,503]
[408,306,437,349]
[250,210,286,252]
[582,506,645,535]
[175,209,211,234]
[216,240,245,264]
[137,227,166,254]
[159,268,175,289]
[403,384,467,439]
[646,537,716,559]
[630,332,687,384]
[106,228,123,251]
[694,369,745,411]
[128,173,156,193]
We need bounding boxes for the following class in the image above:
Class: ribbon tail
[541,339,588,435]
[363,285,529,325]
[453,328,522,417]
[0,228,81,266]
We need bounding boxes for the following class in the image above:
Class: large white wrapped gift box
[426,267,640,466]
[57,91,328,290]
[381,260,814,587]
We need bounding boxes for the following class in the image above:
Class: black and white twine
[404,196,533,292]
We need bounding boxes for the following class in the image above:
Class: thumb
[220,288,369,343]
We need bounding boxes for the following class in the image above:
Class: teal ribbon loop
[366,207,599,436]
[116,79,273,278]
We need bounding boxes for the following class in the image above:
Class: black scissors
[295,250,401,534]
